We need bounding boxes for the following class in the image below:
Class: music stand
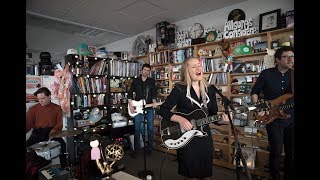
[137,99,153,178]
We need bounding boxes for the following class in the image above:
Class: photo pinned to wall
[259,9,281,32]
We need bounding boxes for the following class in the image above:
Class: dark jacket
[159,84,219,128]
[127,76,157,104]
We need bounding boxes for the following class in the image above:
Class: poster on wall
[26,75,42,102]
[42,75,61,105]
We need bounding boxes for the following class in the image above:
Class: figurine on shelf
[90,139,101,160]
[220,39,234,72]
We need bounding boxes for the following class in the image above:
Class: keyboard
[39,165,71,180]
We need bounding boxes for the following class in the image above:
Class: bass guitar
[128,100,163,117]
[160,107,249,149]
[253,93,294,124]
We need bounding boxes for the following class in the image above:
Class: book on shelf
[208,72,227,85]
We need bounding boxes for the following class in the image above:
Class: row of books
[149,48,194,65]
[149,51,169,65]
[75,77,108,94]
[109,92,128,105]
[170,48,193,63]
[72,94,106,108]
[89,60,108,75]
[201,58,223,73]
[208,72,228,85]
[108,60,140,77]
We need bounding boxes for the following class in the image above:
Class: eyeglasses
[281,55,294,60]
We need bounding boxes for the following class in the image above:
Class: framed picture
[259,9,281,32]
[285,10,294,28]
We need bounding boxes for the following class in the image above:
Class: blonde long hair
[180,57,208,108]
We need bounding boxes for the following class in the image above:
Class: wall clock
[188,23,204,39]
[228,9,245,21]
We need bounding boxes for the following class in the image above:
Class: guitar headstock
[242,100,271,112]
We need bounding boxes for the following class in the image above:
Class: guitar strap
[291,69,294,95]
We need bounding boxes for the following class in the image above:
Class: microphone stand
[137,99,153,178]
[222,96,252,180]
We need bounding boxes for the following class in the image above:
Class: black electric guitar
[160,107,250,149]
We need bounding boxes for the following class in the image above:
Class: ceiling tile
[62,0,137,24]
[90,32,127,45]
[120,0,164,19]
[165,1,211,19]
[138,10,178,28]
[93,11,141,35]
[146,0,186,10]
[26,26,76,53]
[26,0,83,17]
[200,0,247,8]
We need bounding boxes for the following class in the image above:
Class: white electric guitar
[128,100,163,117]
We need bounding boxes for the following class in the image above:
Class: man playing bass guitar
[251,46,294,180]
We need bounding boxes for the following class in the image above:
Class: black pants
[266,123,294,180]
[26,128,67,167]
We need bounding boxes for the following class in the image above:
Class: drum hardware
[50,129,83,138]
[63,148,78,179]
[63,136,90,180]
[73,138,90,180]
[28,140,61,160]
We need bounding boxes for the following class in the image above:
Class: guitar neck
[196,114,222,126]
[277,102,294,110]
[166,112,222,135]
[144,102,163,108]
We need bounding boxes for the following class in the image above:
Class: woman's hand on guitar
[177,116,193,131]
[219,113,230,125]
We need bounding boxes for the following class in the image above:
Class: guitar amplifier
[38,164,72,180]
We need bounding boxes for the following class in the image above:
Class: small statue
[90,137,124,178]
[90,139,101,160]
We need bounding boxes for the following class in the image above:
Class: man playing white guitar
[128,99,162,117]
[127,63,157,157]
